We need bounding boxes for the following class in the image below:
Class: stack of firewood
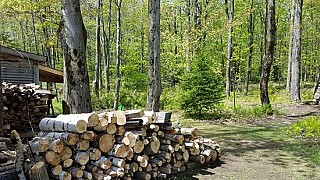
[27,110,221,180]
[2,82,49,134]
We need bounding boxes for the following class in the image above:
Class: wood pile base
[25,110,221,179]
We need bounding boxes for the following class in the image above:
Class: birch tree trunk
[102,0,112,93]
[60,0,92,113]
[291,0,303,103]
[244,0,254,95]
[286,0,296,92]
[225,0,234,97]
[147,0,162,112]
[185,0,191,71]
[113,0,122,110]
[93,0,102,97]
[260,0,276,105]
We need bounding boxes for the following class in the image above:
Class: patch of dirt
[176,104,320,180]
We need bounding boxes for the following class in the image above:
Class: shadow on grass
[169,161,224,180]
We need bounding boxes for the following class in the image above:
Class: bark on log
[38,132,79,146]
[28,161,49,180]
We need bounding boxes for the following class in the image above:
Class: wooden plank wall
[1,60,38,84]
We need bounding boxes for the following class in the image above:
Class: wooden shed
[0,45,63,84]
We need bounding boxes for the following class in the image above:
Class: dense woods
[0,0,320,114]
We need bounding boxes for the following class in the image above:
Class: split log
[50,165,62,176]
[144,136,160,155]
[133,155,148,168]
[125,109,145,119]
[80,131,96,141]
[106,112,117,124]
[94,114,109,131]
[116,126,126,136]
[28,161,49,180]
[49,139,64,154]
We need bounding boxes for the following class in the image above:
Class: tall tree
[260,0,276,105]
[59,0,92,113]
[102,0,112,93]
[286,0,296,92]
[113,0,122,110]
[291,0,303,103]
[244,0,254,95]
[93,0,102,97]
[147,0,162,111]
[225,0,234,97]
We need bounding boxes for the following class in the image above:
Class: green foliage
[231,104,275,118]
[288,116,320,139]
[180,55,224,115]
[161,86,184,110]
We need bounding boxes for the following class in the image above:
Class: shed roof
[0,45,63,83]
[0,45,46,62]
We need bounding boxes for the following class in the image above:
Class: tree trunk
[60,0,92,114]
[102,0,112,93]
[291,0,302,103]
[225,0,234,97]
[93,0,102,97]
[147,0,162,112]
[260,0,276,105]
[286,0,296,92]
[185,0,191,71]
[113,0,122,110]
[244,0,254,95]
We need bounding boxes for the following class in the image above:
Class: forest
[0,0,319,115]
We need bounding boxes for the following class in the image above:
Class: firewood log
[159,163,171,175]
[189,155,205,164]
[76,139,89,151]
[92,156,112,170]
[56,113,99,127]
[125,109,145,119]
[180,128,198,137]
[93,134,114,153]
[107,144,131,158]
[48,139,64,154]
[82,171,93,179]
[67,167,83,178]
[86,147,101,161]
[106,123,117,134]
[110,157,125,168]
[60,146,73,160]
[116,126,126,136]
[28,161,50,180]
[144,136,160,155]
[133,155,148,168]
[80,131,96,141]
[49,165,62,176]
[133,140,144,153]
[134,172,151,180]
[85,164,97,172]
[113,111,126,125]
[29,137,50,155]
[38,132,79,146]
[45,151,60,166]
[62,159,73,168]
[74,152,89,166]
[39,117,87,133]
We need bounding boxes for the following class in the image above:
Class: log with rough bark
[38,132,79,146]
[28,161,49,180]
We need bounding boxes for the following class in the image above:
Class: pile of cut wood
[0,137,16,179]
[2,82,50,135]
[26,110,221,180]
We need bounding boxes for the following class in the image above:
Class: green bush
[161,86,183,110]
[180,56,224,116]
[288,116,320,139]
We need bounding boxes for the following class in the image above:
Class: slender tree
[93,0,102,97]
[59,0,92,113]
[286,0,296,92]
[260,0,276,105]
[291,0,303,103]
[147,0,162,111]
[244,0,254,95]
[102,0,112,93]
[113,0,122,110]
[225,0,234,97]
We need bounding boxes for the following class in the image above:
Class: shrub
[288,116,320,139]
[180,56,224,116]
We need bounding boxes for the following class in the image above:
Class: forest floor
[172,103,320,180]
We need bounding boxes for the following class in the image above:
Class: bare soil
[174,103,320,180]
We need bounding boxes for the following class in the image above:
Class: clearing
[173,103,320,180]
